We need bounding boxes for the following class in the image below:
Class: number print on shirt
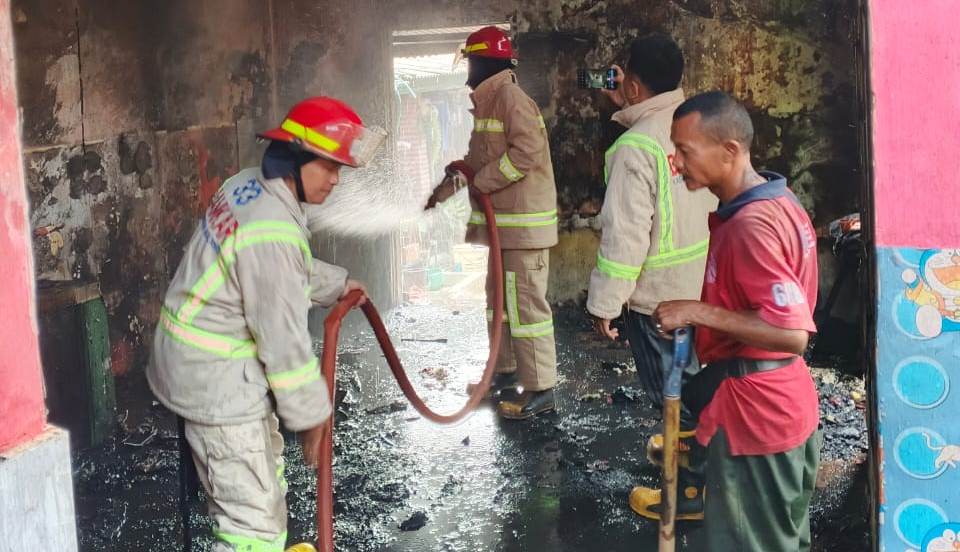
[772,282,805,307]
[233,179,263,206]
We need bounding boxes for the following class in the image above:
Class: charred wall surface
[310,0,862,302]
[14,0,401,424]
[507,0,861,302]
[14,0,862,424]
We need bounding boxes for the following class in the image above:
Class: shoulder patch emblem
[233,179,262,206]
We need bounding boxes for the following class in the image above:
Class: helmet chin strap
[294,170,308,203]
[288,140,314,203]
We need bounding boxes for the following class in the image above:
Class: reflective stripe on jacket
[587,89,717,318]
[463,69,558,249]
[148,168,347,430]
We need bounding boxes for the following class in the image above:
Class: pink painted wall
[870,0,960,248]
[0,0,46,453]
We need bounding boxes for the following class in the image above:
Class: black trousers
[622,309,716,431]
[623,310,733,484]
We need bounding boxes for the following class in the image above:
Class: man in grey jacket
[149,97,381,552]
[586,35,716,520]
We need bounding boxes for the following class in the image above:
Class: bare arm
[655,300,809,355]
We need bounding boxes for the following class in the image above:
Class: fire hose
[315,191,504,552]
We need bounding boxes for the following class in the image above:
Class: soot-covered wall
[14,0,862,423]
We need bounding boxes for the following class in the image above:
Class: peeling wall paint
[43,54,82,142]
[13,0,863,421]
[13,0,406,423]
[23,133,166,379]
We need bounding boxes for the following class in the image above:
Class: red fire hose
[315,192,504,552]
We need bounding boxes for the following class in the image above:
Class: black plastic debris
[611,386,644,404]
[399,511,429,531]
[364,401,408,415]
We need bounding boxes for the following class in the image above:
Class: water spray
[314,191,504,552]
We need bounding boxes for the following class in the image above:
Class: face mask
[466,57,513,89]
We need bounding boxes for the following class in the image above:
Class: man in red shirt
[654,91,821,551]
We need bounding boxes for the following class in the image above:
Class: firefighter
[147,97,383,552]
[585,34,716,520]
[427,26,559,420]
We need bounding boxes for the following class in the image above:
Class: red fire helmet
[258,97,386,168]
[462,26,515,61]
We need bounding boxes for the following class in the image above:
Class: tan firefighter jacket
[463,69,559,250]
[587,89,718,319]
[148,168,347,431]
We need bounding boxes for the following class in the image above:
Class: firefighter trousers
[184,413,289,551]
[485,248,557,391]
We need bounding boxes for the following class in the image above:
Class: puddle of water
[73,305,868,551]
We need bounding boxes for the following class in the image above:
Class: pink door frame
[0,0,46,454]
[867,1,960,551]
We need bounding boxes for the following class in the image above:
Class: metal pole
[659,327,692,552]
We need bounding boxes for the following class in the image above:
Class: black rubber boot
[629,468,705,521]
[497,388,556,420]
[466,372,518,399]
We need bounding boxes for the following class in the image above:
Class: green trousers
[702,428,822,552]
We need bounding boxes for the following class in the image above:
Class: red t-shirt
[695,174,820,456]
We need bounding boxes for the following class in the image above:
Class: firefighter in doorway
[427,26,559,420]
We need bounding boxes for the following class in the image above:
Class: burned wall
[516,0,861,221]
[14,0,863,424]
[310,0,861,302]
[16,0,169,384]
[506,0,862,302]
[14,0,404,424]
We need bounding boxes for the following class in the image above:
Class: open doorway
[389,24,509,313]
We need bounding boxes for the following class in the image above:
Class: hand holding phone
[577,67,618,90]
[600,65,627,109]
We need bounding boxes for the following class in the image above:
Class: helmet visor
[281,118,387,167]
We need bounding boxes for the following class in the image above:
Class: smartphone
[577,68,618,90]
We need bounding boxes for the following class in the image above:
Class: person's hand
[300,422,330,469]
[424,177,457,210]
[599,64,627,109]
[652,300,703,335]
[340,279,367,307]
[591,315,620,341]
[446,160,475,185]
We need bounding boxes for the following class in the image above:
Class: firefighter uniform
[463,68,559,393]
[148,167,347,551]
[587,88,716,323]
[587,88,717,416]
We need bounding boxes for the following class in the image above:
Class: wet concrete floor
[74,303,870,551]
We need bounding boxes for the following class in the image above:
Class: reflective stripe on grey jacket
[148,168,346,430]
[587,90,717,319]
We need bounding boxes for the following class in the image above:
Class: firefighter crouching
[148,97,384,552]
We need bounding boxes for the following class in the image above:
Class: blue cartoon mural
[922,523,960,552]
[879,248,960,552]
[896,249,960,338]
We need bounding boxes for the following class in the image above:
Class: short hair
[625,34,684,95]
[673,91,754,149]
